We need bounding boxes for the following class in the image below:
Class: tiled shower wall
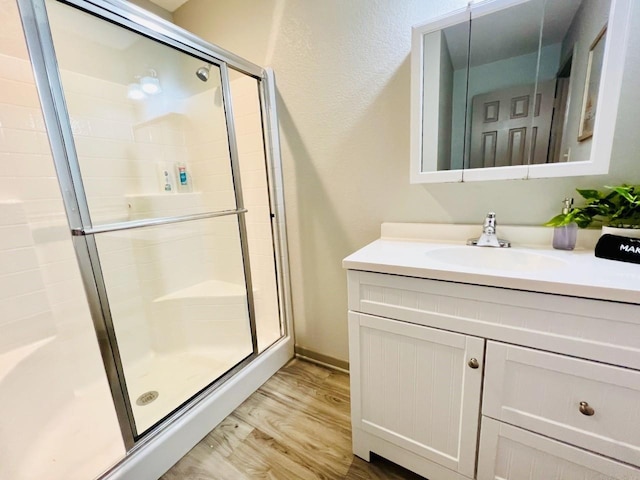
[183,88,247,288]
[56,69,266,361]
[58,71,217,364]
[44,13,281,362]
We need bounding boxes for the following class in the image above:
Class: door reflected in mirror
[466,0,548,169]
[411,0,627,183]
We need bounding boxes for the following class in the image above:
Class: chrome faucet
[467,212,511,248]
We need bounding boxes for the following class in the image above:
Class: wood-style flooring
[161,359,425,479]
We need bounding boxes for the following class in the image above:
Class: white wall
[425,31,455,171]
[422,30,453,173]
[174,0,640,364]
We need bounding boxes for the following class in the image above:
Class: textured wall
[174,0,640,363]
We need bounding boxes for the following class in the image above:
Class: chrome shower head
[196,64,211,82]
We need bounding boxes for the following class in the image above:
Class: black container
[595,234,640,264]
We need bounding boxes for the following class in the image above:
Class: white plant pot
[601,226,640,239]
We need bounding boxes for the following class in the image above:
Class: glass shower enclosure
[18,0,288,447]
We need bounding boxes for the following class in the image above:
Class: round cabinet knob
[579,401,595,416]
[468,358,480,369]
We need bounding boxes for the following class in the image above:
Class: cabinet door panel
[349,312,484,477]
[477,417,640,480]
[483,342,640,467]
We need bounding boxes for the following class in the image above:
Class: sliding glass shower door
[94,217,254,434]
[32,0,267,439]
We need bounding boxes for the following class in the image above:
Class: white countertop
[342,223,640,305]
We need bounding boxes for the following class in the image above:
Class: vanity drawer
[347,270,640,370]
[483,341,640,467]
[477,417,640,480]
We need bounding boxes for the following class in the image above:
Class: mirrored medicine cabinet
[410,0,632,183]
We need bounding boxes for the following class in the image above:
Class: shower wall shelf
[150,279,253,353]
[126,192,208,218]
[125,192,203,197]
[126,191,204,204]
[153,279,252,304]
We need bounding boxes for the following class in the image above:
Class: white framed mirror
[410,0,632,184]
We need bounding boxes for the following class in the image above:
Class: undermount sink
[425,246,569,272]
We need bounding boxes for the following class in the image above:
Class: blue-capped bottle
[175,162,192,192]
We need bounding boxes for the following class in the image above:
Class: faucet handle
[483,212,496,234]
[468,211,510,247]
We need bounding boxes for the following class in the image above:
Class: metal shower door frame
[17,0,290,449]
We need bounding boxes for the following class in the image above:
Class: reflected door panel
[469,81,555,168]
[464,0,545,171]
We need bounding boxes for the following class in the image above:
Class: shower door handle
[71,208,248,236]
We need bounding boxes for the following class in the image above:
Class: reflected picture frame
[578,25,607,142]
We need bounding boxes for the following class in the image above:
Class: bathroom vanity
[344,223,640,480]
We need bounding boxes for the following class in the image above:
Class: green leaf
[576,188,601,200]
[608,186,637,204]
[574,210,595,228]
[544,214,570,227]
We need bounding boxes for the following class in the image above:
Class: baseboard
[294,346,349,372]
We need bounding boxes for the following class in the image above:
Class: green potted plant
[545,185,640,239]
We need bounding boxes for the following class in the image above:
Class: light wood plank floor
[161,359,426,479]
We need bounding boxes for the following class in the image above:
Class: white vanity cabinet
[346,269,640,480]
[348,312,484,479]
[476,418,640,480]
